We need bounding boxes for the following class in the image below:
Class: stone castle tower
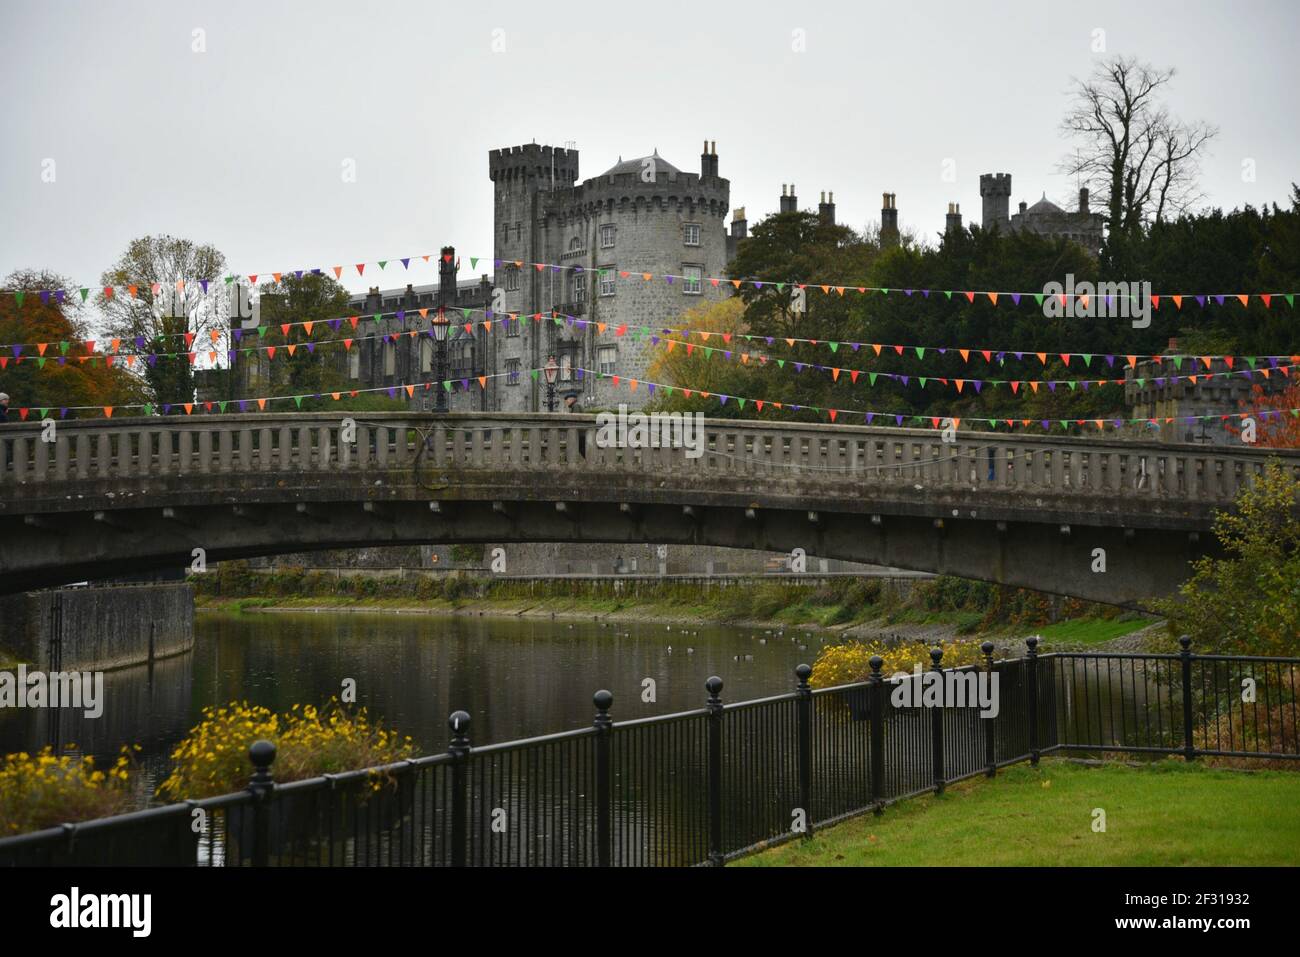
[979,173,1012,233]
[490,141,731,412]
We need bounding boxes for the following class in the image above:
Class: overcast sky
[2,0,1297,304]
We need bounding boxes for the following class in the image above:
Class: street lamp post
[544,354,559,412]
[432,308,450,412]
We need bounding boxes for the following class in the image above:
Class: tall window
[383,340,396,376]
[684,223,701,246]
[505,266,520,292]
[506,358,521,384]
[683,265,703,295]
[600,224,616,248]
[506,316,520,337]
[598,345,617,375]
[572,272,586,302]
[420,338,433,373]
[560,354,573,381]
[349,348,361,379]
[599,266,616,297]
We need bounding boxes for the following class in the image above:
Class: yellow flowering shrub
[810,638,988,689]
[0,745,138,836]
[158,699,416,801]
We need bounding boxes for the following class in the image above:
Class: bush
[1,746,139,836]
[810,638,987,689]
[157,700,416,801]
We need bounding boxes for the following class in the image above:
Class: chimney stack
[1078,186,1090,214]
[731,207,748,239]
[779,183,798,214]
[880,192,900,248]
[945,202,963,237]
[700,139,719,178]
[818,191,836,226]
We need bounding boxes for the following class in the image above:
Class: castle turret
[880,192,899,248]
[1078,186,1090,214]
[979,173,1011,232]
[945,202,963,236]
[730,207,747,240]
[818,191,836,226]
[779,184,798,214]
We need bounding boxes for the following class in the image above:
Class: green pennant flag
[15,291,24,308]
[378,261,387,270]
[776,283,785,292]
[987,419,996,428]
[919,377,928,388]
[777,359,785,369]
[1285,294,1294,308]
[829,342,839,353]
[554,316,563,326]
[443,380,453,391]
[1082,354,1093,367]
[1033,294,1044,307]
[1067,380,1077,391]
[59,340,69,354]
[143,404,154,416]
[881,288,890,295]
[530,369,539,381]
[915,347,925,359]
[470,258,478,269]
[737,398,746,409]
[38,407,49,418]
[224,276,234,285]
[1172,356,1184,370]
[943,291,953,300]
[218,401,228,413]
[912,416,922,423]
[258,326,268,337]
[1246,357,1257,369]
[37,358,45,369]
[80,288,89,302]
[663,385,674,396]
[293,395,304,408]
[704,347,713,359]
[462,309,471,319]
[868,372,877,385]
[373,314,383,323]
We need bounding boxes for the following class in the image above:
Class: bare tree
[96,235,228,404]
[1060,56,1217,235]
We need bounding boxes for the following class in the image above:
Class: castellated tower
[979,173,1011,232]
[490,142,730,413]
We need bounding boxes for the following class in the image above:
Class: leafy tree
[0,270,144,415]
[1156,460,1300,656]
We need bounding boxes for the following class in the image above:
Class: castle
[202,144,1105,413]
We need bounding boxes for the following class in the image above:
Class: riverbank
[195,580,1163,654]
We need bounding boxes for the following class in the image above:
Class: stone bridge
[2,412,1296,606]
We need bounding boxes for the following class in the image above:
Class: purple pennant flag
[387,388,397,399]
[314,393,323,400]
[401,259,410,270]
[201,280,209,293]
[234,329,243,342]
[650,336,659,346]
[1239,370,1251,380]
[227,350,236,364]
[1185,417,1197,425]
[396,310,406,323]
[996,351,1007,363]
[239,401,248,412]
[765,337,774,346]
[795,362,805,372]
[865,412,874,424]
[1041,420,1050,430]
[307,343,315,354]
[719,395,728,405]
[938,348,947,355]
[1105,354,1115,367]
[311,269,321,276]
[147,354,158,367]
[329,319,341,331]
[551,265,561,273]
[40,290,50,304]
[1155,377,1167,387]
[494,259,502,268]
[1014,352,1024,360]
[10,345,20,358]
[791,404,801,412]
[973,380,983,393]
[724,351,732,360]
[1195,295,1206,307]
[1214,295,1225,306]
[904,289,913,296]
[57,356,66,366]
[60,408,68,419]
[895,415,904,425]
[754,282,764,289]
[56,290,65,303]
[460,378,468,391]
[850,342,860,351]
[900,375,910,386]
[1011,293,1021,306]
[293,271,303,280]
[1268,356,1280,368]
[576,368,585,380]
[1081,380,1090,391]
[162,404,172,414]
[921,290,931,298]
[647,383,655,395]
[665,275,674,285]
[1047,382,1057,392]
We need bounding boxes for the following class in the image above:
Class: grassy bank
[193,562,1157,645]
[739,759,1300,866]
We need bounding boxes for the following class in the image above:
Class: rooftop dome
[600,149,681,178]
[1024,193,1065,216]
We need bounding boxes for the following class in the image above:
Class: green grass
[737,759,1300,866]
[1032,616,1156,646]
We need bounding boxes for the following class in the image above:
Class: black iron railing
[2,638,1296,867]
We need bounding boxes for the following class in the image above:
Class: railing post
[1179,635,1196,761]
[593,690,613,867]
[247,739,276,867]
[1026,636,1040,766]
[448,710,471,867]
[868,656,885,814]
[982,641,997,778]
[795,663,813,839]
[930,646,945,794]
[705,675,724,867]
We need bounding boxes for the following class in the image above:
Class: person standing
[0,392,9,422]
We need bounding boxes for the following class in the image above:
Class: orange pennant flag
[1237,295,1249,307]
[987,293,998,306]
[1036,352,1047,365]
[406,385,416,398]
[1172,295,1183,310]
[1127,355,1137,368]
[831,368,841,381]
[872,344,882,356]
[331,392,340,401]
[1029,381,1040,393]
[182,403,193,415]
[477,377,487,390]
[103,406,113,418]
[257,398,267,411]
[959,349,969,362]
[273,273,282,284]
[303,322,314,336]
[333,267,343,279]
[286,344,297,356]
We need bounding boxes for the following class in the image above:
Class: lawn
[738,759,1300,866]
[1032,616,1157,646]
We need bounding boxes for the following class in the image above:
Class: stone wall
[0,583,194,671]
